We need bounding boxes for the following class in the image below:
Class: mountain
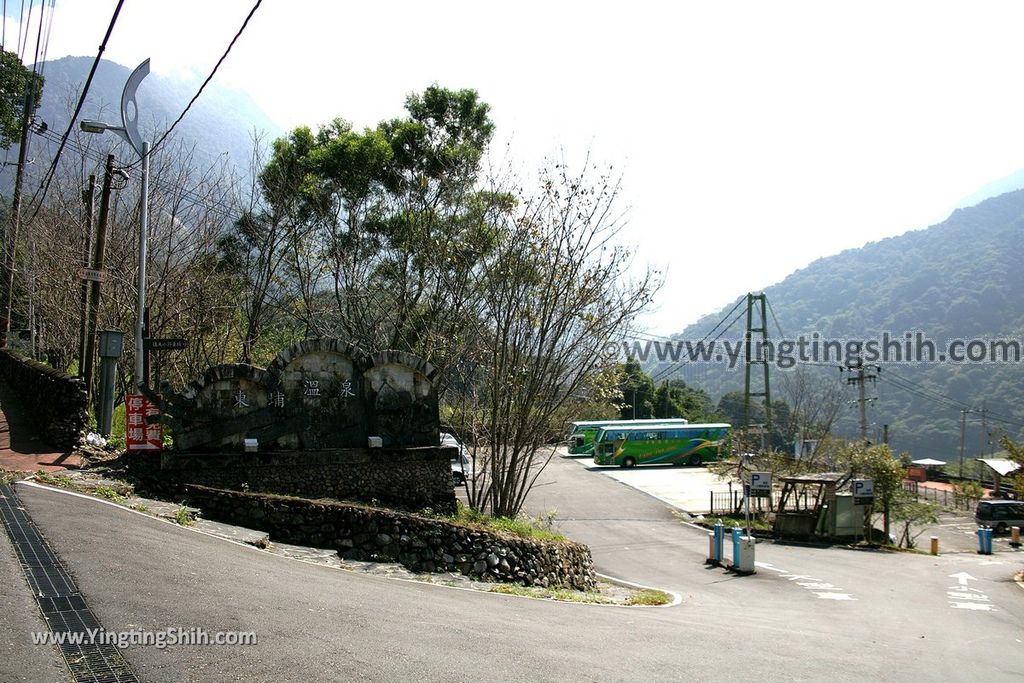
[956,169,1024,210]
[2,56,283,190]
[656,189,1024,460]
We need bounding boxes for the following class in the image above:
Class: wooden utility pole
[0,78,41,347]
[82,155,116,405]
[77,175,96,376]
[958,408,969,479]
[980,400,988,459]
[844,357,879,444]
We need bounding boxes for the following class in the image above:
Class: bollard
[731,527,742,568]
[708,532,715,563]
[712,523,725,563]
[930,536,939,556]
[1012,526,1021,548]
[736,536,756,573]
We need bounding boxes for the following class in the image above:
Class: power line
[29,127,243,227]
[16,0,30,63]
[650,301,746,383]
[766,295,786,339]
[26,0,125,220]
[878,371,1024,429]
[136,0,263,166]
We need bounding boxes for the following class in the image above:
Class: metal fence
[902,481,978,511]
[709,490,739,515]
[709,490,782,516]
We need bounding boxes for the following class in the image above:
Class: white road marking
[950,602,996,611]
[815,592,857,601]
[946,571,997,613]
[753,563,855,600]
[949,571,976,586]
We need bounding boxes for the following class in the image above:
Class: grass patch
[489,584,613,604]
[93,485,125,504]
[624,589,673,606]
[700,514,773,532]
[173,506,195,527]
[132,503,151,514]
[33,470,76,489]
[446,502,565,541]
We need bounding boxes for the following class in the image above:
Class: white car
[441,432,474,486]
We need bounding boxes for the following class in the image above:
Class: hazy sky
[15,1,1024,334]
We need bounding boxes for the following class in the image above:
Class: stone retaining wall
[131,446,457,514]
[0,349,86,449]
[183,484,596,590]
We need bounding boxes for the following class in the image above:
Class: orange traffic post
[930,536,939,556]
[1012,526,1021,547]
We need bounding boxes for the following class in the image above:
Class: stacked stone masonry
[0,349,86,449]
[184,484,596,591]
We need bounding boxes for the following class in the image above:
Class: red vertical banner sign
[125,394,163,451]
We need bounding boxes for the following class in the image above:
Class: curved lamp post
[80,58,150,389]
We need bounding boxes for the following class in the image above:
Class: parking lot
[563,454,734,514]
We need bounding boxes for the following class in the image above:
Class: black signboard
[143,337,188,351]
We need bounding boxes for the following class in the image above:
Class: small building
[773,472,871,540]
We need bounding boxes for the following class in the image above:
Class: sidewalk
[0,377,82,473]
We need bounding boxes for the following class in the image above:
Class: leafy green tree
[838,443,907,541]
[256,86,505,375]
[619,360,655,419]
[998,434,1024,498]
[653,378,712,421]
[0,50,42,148]
[891,490,939,549]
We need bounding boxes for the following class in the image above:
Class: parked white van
[441,432,474,486]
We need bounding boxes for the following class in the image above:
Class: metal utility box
[97,330,125,358]
[830,494,870,537]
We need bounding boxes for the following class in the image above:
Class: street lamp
[80,58,150,389]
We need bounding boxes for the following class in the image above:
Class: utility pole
[0,72,41,347]
[980,400,988,461]
[77,175,96,376]
[959,408,969,479]
[743,292,772,451]
[844,356,879,444]
[82,155,116,406]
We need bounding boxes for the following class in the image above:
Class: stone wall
[183,484,596,590]
[0,349,86,449]
[131,446,457,514]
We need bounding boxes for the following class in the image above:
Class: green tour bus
[567,418,689,455]
[592,423,731,467]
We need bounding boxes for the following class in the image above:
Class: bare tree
[779,365,844,463]
[454,159,659,517]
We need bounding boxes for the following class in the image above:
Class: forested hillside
[657,189,1024,459]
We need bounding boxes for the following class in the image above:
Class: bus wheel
[622,457,636,468]
[687,454,701,466]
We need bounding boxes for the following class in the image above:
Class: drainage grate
[0,483,139,683]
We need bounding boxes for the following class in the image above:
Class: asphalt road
[2,459,1023,682]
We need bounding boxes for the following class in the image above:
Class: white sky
[17,1,1024,334]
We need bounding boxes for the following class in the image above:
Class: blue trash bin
[977,526,993,555]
